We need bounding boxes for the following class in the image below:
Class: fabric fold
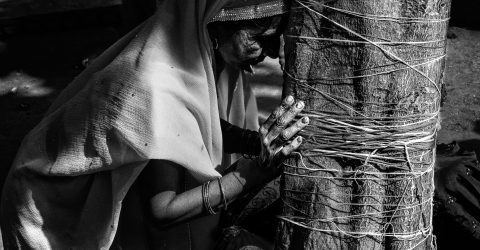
[1,1,225,248]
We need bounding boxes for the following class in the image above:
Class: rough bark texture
[276,0,450,249]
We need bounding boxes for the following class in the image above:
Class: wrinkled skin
[209,15,287,71]
[258,95,308,170]
[209,14,308,171]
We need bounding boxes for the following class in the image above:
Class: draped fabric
[1,1,226,248]
[217,64,260,166]
[0,0,285,249]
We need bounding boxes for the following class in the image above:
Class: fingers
[281,136,303,156]
[264,100,305,145]
[258,95,308,169]
[279,116,309,141]
[260,95,294,136]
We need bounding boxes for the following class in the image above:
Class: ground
[0,5,479,249]
[438,27,480,146]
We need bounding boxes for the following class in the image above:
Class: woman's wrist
[233,157,277,191]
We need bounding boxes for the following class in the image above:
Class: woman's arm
[143,157,276,227]
[144,96,308,227]
[220,119,261,156]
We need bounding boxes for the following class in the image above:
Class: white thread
[280,0,441,245]
[295,0,442,95]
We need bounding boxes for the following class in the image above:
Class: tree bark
[277,0,450,249]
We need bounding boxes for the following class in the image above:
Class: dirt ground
[437,27,480,144]
[0,5,479,249]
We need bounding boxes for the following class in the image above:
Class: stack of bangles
[202,177,228,215]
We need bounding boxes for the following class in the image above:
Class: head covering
[211,0,288,22]
[1,0,287,249]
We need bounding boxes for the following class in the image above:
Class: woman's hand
[258,95,309,171]
[145,96,308,226]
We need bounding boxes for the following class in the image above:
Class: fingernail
[286,95,294,104]
[302,116,309,123]
[297,136,303,143]
[296,101,304,108]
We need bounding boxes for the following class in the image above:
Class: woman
[1,0,308,249]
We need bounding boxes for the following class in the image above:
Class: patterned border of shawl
[210,0,287,22]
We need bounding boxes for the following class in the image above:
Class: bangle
[217,177,228,211]
[202,180,217,215]
[202,181,207,213]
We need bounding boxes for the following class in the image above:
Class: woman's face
[210,15,287,71]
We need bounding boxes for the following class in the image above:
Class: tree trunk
[276,0,450,249]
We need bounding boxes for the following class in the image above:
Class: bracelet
[202,180,217,215]
[217,177,228,211]
[202,181,207,213]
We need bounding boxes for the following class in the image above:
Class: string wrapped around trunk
[276,0,450,249]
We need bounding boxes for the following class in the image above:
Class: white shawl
[1,0,229,248]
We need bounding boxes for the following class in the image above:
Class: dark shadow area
[434,214,479,250]
[458,139,480,160]
[450,1,480,30]
[473,120,480,135]
[0,7,130,187]
[434,139,480,249]
[0,7,125,76]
